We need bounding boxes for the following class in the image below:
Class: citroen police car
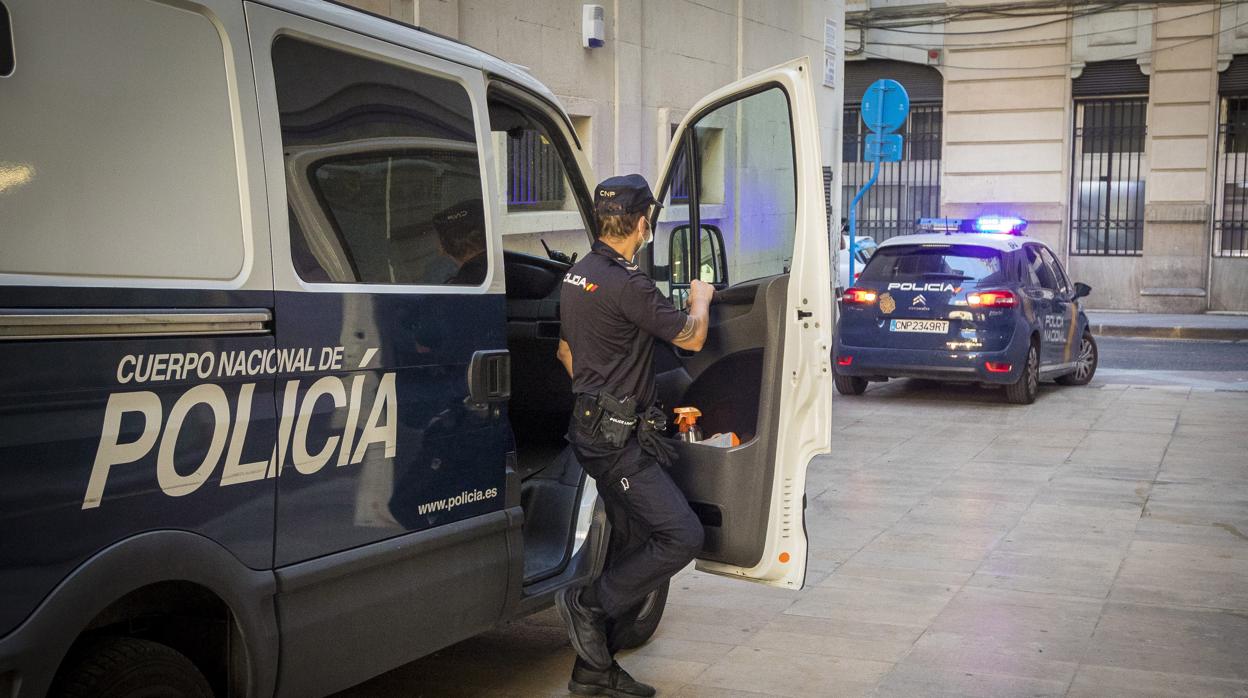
[0,1,833,695]
[833,217,1099,404]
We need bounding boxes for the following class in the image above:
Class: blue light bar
[974,216,1027,234]
[916,216,1029,235]
[917,217,963,232]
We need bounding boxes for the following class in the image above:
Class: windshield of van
[857,244,1007,285]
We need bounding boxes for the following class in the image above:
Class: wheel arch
[0,530,278,698]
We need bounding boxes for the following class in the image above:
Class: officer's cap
[594,174,657,216]
[433,199,484,235]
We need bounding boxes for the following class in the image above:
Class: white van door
[651,58,833,589]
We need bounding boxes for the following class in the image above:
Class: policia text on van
[0,1,833,695]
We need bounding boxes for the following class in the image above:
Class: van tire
[607,580,669,651]
[1005,343,1039,405]
[834,372,868,396]
[51,636,213,698]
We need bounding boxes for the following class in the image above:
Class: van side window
[272,37,487,286]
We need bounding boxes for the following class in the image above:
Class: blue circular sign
[860,79,910,134]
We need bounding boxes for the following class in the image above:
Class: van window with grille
[272,37,487,286]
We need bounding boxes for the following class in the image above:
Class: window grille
[841,103,942,242]
[1213,95,1248,257]
[1069,97,1147,256]
[507,130,565,210]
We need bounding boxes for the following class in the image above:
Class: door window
[272,37,487,286]
[1025,246,1059,291]
[1038,247,1072,297]
[487,96,591,260]
[659,87,797,287]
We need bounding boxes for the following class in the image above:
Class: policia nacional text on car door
[0,1,834,695]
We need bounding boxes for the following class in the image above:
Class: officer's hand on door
[689,279,715,307]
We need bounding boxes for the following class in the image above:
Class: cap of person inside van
[594,174,657,216]
[433,199,483,236]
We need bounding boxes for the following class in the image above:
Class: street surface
[337,339,1248,697]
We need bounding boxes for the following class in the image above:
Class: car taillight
[968,290,1017,308]
[985,361,1013,373]
[842,287,877,305]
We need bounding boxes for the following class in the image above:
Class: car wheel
[1056,332,1097,386]
[834,372,868,396]
[607,580,669,651]
[50,636,213,698]
[1004,343,1039,405]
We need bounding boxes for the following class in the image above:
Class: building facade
[342,0,846,261]
[846,0,1248,312]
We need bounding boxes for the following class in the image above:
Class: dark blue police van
[834,217,1098,404]
[0,1,833,695]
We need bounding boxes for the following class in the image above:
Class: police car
[0,2,833,695]
[833,217,1098,404]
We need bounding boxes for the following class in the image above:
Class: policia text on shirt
[553,174,715,697]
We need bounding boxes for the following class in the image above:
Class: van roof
[876,232,1041,253]
[271,1,567,123]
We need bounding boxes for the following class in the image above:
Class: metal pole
[848,159,881,282]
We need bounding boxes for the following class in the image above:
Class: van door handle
[468,350,510,404]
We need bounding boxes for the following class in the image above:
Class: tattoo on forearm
[674,314,697,343]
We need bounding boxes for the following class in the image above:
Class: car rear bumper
[834,335,1028,385]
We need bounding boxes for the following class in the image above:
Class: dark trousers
[574,439,704,619]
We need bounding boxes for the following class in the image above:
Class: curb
[1090,324,1248,341]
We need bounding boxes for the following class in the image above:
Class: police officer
[554,174,713,697]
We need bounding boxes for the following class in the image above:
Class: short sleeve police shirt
[560,240,688,406]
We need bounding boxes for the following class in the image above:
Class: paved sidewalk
[338,376,1248,697]
[1087,310,1248,340]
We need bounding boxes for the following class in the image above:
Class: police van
[0,1,833,695]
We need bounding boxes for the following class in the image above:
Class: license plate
[890,319,949,333]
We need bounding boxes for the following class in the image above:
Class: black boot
[569,658,657,697]
[555,587,612,672]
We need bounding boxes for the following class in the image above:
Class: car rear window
[857,244,1008,285]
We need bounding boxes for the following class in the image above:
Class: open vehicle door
[650,58,832,589]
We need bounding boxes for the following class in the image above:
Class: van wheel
[834,372,868,396]
[51,636,213,698]
[608,580,669,651]
[1056,332,1097,386]
[1005,343,1039,405]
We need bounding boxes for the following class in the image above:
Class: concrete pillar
[1140,3,1219,313]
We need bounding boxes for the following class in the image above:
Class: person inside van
[434,199,488,285]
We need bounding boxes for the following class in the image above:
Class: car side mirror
[668,224,727,286]
[1073,282,1091,299]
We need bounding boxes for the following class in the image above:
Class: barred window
[1070,97,1147,256]
[1214,96,1248,256]
[507,129,566,210]
[841,103,943,242]
[670,124,691,205]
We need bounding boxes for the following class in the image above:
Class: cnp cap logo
[598,189,617,198]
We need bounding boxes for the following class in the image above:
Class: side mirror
[668,224,727,286]
[1073,282,1091,300]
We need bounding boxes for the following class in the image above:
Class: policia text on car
[554,175,715,697]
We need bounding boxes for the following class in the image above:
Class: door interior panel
[655,275,788,569]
